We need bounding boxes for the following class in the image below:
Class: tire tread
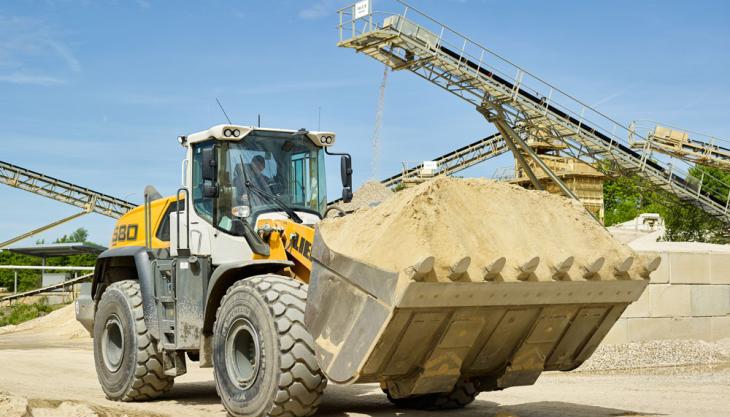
[102,280,174,402]
[216,275,326,417]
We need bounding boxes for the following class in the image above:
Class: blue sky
[1,0,729,246]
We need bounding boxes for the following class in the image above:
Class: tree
[603,167,729,244]
[0,228,97,292]
[54,227,89,244]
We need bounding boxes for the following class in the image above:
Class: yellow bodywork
[254,219,316,283]
[111,196,316,282]
[110,196,177,249]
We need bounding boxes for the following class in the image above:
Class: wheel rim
[101,315,124,372]
[225,318,261,390]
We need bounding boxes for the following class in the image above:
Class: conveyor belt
[336,2,730,219]
[0,160,136,219]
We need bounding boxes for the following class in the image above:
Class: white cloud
[0,72,65,86]
[592,88,629,108]
[47,40,82,73]
[298,0,338,20]
[230,78,363,96]
[0,14,81,85]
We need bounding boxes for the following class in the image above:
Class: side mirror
[201,147,218,198]
[201,147,217,181]
[340,155,353,203]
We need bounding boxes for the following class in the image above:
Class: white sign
[423,161,438,170]
[354,0,371,19]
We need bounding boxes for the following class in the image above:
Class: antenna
[257,114,261,127]
[216,98,232,124]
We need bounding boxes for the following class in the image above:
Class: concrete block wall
[603,245,730,344]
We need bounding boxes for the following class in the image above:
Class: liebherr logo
[287,233,312,260]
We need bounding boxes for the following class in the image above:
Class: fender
[92,246,160,340]
[202,259,294,335]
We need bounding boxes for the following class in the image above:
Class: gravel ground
[579,339,730,372]
[1,317,729,417]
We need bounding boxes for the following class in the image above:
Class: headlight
[231,205,251,218]
[224,128,233,137]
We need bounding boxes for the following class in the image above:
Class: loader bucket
[305,231,649,398]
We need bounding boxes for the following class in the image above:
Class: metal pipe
[0,265,94,271]
[499,119,581,201]
[0,211,88,249]
[477,107,543,190]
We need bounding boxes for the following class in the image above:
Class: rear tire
[384,379,478,410]
[213,275,326,417]
[93,280,174,401]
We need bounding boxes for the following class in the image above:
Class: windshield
[192,131,327,233]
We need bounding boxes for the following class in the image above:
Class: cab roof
[180,124,336,148]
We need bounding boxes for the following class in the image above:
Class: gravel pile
[578,339,730,372]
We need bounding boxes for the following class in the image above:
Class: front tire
[213,275,326,417]
[93,280,174,401]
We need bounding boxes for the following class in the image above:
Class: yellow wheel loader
[76,124,656,417]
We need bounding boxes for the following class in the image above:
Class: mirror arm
[325,147,353,203]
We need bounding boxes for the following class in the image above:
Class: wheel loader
[76,124,657,417]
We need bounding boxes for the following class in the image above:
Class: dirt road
[1,327,728,417]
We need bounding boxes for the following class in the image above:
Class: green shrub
[0,300,56,326]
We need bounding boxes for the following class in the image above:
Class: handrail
[1,273,92,304]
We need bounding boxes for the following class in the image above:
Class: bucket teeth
[516,256,540,281]
[640,256,662,280]
[551,256,574,280]
[483,257,507,281]
[448,256,471,281]
[406,256,435,282]
[583,257,605,280]
[613,256,634,278]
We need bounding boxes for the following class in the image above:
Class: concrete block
[649,284,691,317]
[649,251,670,284]
[601,318,628,345]
[623,289,651,318]
[710,253,730,284]
[691,285,730,317]
[710,316,730,341]
[626,317,711,342]
[670,252,710,284]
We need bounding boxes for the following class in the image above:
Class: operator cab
[180,125,351,237]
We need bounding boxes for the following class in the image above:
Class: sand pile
[319,177,643,281]
[335,180,393,214]
[0,304,89,339]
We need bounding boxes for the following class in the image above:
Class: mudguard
[91,246,160,340]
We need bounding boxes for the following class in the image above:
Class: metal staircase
[336,1,730,220]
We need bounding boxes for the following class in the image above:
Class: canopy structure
[4,242,106,258]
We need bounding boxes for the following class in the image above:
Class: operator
[250,155,272,193]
